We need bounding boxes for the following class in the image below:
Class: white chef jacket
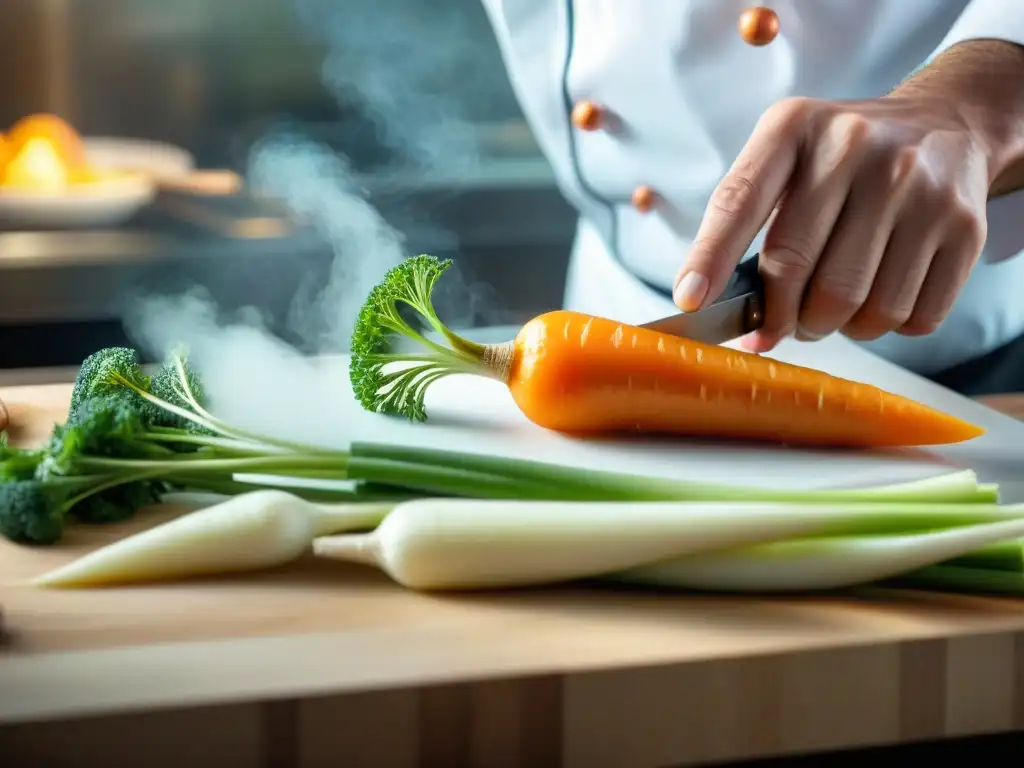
[481,0,1024,375]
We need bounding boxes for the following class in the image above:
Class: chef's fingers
[840,239,931,341]
[898,212,986,337]
[674,99,805,312]
[841,209,942,341]
[797,149,916,339]
[745,114,870,349]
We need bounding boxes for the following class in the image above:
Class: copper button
[571,101,604,131]
[738,7,779,46]
[631,185,657,212]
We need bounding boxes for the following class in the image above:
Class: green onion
[350,442,996,503]
[942,539,1024,573]
[887,565,1024,595]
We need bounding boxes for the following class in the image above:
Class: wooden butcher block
[1,334,1024,768]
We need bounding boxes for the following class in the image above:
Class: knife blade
[639,254,765,345]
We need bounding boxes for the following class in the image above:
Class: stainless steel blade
[639,294,763,345]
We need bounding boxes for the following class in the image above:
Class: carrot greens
[349,254,505,421]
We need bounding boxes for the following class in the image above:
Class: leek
[312,498,1024,591]
[608,513,1024,593]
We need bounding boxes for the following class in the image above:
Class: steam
[293,0,484,175]
[247,132,405,350]
[125,0,498,440]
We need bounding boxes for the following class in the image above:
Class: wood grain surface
[976,394,1024,421]
[2,383,1024,767]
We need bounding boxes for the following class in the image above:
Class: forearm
[894,39,1024,197]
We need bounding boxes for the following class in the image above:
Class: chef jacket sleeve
[930,0,1024,59]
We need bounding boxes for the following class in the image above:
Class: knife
[640,254,765,344]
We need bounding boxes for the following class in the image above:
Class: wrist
[893,39,1024,196]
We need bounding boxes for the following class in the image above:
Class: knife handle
[718,253,764,304]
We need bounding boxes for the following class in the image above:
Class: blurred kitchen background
[0,0,577,376]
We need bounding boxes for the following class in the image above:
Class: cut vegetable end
[312,534,381,567]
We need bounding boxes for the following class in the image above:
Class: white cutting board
[198,330,1024,499]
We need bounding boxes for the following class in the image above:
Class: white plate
[0,137,194,228]
[0,173,156,228]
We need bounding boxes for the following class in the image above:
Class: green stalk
[350,442,995,504]
[77,445,998,509]
[115,372,340,456]
[73,454,350,475]
[160,472,409,503]
[942,539,1024,573]
[608,511,1024,594]
[344,456,586,500]
[57,469,172,516]
[140,431,287,454]
[887,565,1024,595]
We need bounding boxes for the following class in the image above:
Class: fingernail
[795,326,826,342]
[673,271,709,312]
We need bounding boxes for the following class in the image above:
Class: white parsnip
[609,514,1024,593]
[311,498,1024,591]
[33,491,394,588]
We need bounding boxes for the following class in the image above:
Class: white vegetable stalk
[33,491,394,588]
[311,498,1024,591]
[609,513,1024,593]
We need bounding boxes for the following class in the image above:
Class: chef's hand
[672,42,1024,353]
[674,94,990,352]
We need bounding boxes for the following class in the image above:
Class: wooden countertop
[2,383,1024,768]
[976,394,1024,421]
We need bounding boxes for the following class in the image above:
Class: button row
[570,7,778,212]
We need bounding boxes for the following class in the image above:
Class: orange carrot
[350,256,984,449]
[495,310,983,447]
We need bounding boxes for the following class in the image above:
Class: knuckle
[764,96,815,130]
[809,275,867,317]
[887,147,920,189]
[830,113,872,152]
[763,238,818,278]
[709,174,760,220]
[953,209,987,251]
